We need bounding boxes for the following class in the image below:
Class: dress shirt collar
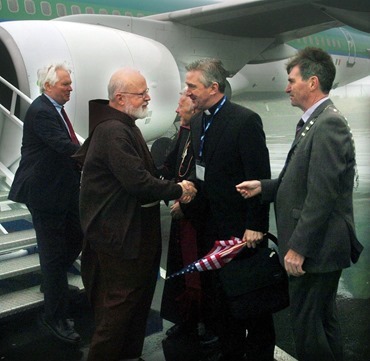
[44,93,63,114]
[302,96,329,123]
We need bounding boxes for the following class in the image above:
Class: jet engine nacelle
[0,20,181,142]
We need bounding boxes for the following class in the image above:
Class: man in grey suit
[236,47,363,361]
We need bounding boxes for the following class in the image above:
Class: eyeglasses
[119,88,149,99]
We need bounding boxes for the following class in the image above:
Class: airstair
[0,76,84,320]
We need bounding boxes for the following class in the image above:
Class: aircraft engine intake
[0,20,181,150]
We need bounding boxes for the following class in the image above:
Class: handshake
[178,180,197,204]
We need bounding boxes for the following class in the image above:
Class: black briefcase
[219,235,289,319]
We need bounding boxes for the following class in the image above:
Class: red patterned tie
[61,107,79,144]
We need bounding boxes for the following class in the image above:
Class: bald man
[76,68,197,361]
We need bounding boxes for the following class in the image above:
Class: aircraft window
[25,0,36,14]
[7,0,19,13]
[71,5,81,14]
[86,6,94,14]
[112,10,121,15]
[40,1,52,16]
[56,3,67,17]
[99,9,108,14]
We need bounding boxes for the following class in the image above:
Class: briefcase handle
[265,232,278,246]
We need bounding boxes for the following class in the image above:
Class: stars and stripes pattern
[166,236,247,279]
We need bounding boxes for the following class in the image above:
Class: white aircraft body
[0,0,369,178]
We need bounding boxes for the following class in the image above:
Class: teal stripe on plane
[288,27,370,60]
[0,0,218,21]
[83,0,217,12]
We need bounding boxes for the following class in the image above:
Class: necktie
[61,107,79,144]
[295,118,304,138]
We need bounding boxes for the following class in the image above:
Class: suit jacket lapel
[281,99,334,180]
[200,99,231,165]
[291,99,333,148]
[191,99,231,164]
[41,94,72,138]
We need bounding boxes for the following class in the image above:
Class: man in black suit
[185,58,274,361]
[8,63,83,345]
[236,47,363,361]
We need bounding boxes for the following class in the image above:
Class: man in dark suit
[236,47,363,361]
[185,58,274,360]
[8,63,83,345]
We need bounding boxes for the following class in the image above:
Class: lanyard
[199,96,227,158]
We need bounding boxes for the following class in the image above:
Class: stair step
[0,253,40,280]
[0,191,8,202]
[0,273,84,319]
[0,229,37,254]
[0,208,31,223]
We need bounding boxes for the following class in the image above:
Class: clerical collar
[204,96,226,116]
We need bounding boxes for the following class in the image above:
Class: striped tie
[295,118,304,138]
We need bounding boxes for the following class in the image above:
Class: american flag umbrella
[166,236,247,280]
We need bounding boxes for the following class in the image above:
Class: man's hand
[235,180,261,199]
[284,249,306,277]
[242,229,264,248]
[178,180,197,204]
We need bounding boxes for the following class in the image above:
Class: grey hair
[107,73,125,101]
[37,63,71,93]
[185,58,229,93]
[107,67,141,100]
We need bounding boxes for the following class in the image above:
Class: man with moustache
[75,68,197,361]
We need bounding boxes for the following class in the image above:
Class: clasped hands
[178,180,197,204]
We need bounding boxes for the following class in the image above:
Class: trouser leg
[30,208,82,321]
[289,271,343,361]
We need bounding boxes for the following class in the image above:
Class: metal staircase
[0,76,84,320]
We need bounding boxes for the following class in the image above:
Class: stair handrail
[0,76,31,185]
[0,76,85,144]
[0,76,84,186]
[0,76,32,128]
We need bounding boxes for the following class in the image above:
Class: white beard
[126,103,148,119]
